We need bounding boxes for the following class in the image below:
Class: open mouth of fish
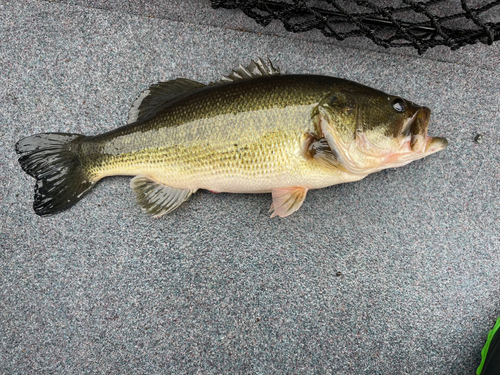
[406,107,448,154]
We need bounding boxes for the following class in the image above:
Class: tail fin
[15,133,96,216]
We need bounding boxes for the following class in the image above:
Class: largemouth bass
[16,59,448,218]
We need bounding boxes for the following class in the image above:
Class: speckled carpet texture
[1,1,499,374]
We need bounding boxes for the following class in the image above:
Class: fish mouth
[409,107,448,153]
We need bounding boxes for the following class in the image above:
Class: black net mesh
[210,0,500,54]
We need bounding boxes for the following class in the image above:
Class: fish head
[316,84,448,175]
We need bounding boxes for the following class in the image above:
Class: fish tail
[15,133,96,216]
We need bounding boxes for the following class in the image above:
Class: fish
[15,58,448,218]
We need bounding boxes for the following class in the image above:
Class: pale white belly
[190,166,367,194]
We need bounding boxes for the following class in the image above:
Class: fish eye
[392,98,405,112]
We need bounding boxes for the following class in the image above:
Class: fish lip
[408,107,448,153]
[410,107,430,152]
[412,107,430,137]
[425,136,448,153]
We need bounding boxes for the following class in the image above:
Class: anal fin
[130,176,193,217]
[269,187,308,218]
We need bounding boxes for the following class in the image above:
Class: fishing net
[210,0,500,54]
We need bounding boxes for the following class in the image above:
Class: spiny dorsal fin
[128,78,205,124]
[130,176,193,217]
[209,58,280,86]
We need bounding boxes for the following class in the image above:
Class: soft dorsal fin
[209,58,280,85]
[130,176,193,217]
[128,78,205,124]
[127,59,279,124]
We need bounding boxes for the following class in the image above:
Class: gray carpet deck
[1,1,499,374]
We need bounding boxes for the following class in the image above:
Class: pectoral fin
[303,134,344,170]
[269,187,308,218]
[130,176,193,217]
